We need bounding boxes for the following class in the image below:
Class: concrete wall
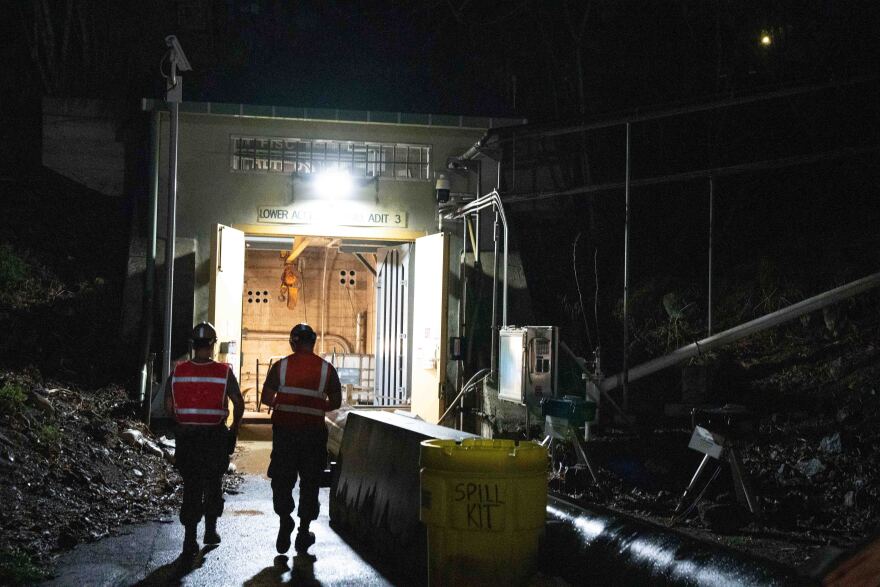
[42,98,127,196]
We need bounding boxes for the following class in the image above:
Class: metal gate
[374,244,411,405]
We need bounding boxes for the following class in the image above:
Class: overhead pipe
[600,270,880,392]
[482,75,877,145]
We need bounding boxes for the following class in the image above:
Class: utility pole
[622,123,631,413]
[160,36,192,386]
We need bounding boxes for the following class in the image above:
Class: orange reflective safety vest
[272,352,331,429]
[171,360,230,426]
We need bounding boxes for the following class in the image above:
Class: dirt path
[44,422,393,586]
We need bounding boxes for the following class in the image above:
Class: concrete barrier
[329,411,477,583]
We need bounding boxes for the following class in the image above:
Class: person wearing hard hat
[164,321,245,557]
[260,323,342,558]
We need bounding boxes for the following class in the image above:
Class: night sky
[3,1,879,122]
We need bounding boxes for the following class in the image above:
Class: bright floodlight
[314,169,354,198]
[760,34,772,46]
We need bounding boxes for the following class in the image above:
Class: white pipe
[600,270,880,392]
[450,190,509,325]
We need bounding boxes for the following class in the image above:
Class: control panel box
[498,326,559,406]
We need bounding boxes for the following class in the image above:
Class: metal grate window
[230,136,431,180]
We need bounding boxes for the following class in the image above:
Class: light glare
[314,169,354,199]
[760,34,772,46]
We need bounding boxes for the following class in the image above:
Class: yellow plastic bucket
[420,438,548,586]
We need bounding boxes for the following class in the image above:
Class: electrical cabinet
[498,326,559,406]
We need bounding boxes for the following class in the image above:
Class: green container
[541,395,597,426]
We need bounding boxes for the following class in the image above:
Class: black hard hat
[191,321,218,347]
[290,323,317,345]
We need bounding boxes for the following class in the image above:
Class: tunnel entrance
[208,224,450,421]
[239,237,384,411]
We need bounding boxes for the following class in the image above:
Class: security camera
[165,35,192,72]
[435,172,451,203]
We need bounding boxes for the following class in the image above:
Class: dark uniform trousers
[268,426,328,522]
[175,425,230,526]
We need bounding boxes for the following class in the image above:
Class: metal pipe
[708,176,715,336]
[544,495,813,586]
[486,74,876,144]
[502,146,877,205]
[621,122,631,411]
[457,212,467,396]
[437,368,491,426]
[354,252,376,276]
[449,190,509,325]
[600,270,880,392]
[161,100,180,385]
[501,202,508,327]
[449,190,510,373]
[138,111,160,418]
[475,160,481,258]
[490,210,500,376]
[145,352,155,426]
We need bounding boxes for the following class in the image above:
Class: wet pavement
[44,423,396,586]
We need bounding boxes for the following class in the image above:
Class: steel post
[708,176,714,336]
[139,111,160,420]
[622,123,631,411]
[161,100,180,385]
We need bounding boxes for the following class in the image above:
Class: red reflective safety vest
[272,352,331,430]
[171,360,230,426]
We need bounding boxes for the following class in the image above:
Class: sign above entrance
[257,204,408,228]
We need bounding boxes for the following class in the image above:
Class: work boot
[276,516,294,554]
[294,530,316,555]
[204,518,221,545]
[182,525,199,557]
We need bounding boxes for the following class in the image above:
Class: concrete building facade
[135,99,524,422]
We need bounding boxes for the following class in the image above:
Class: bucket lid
[420,438,547,474]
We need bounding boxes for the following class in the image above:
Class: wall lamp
[292,170,380,203]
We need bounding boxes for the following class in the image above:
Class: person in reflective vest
[261,323,341,558]
[164,321,244,557]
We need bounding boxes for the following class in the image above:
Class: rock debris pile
[0,368,240,581]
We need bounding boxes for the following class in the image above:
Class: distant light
[313,169,354,199]
[760,34,772,46]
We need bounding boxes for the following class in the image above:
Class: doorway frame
[232,222,428,409]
